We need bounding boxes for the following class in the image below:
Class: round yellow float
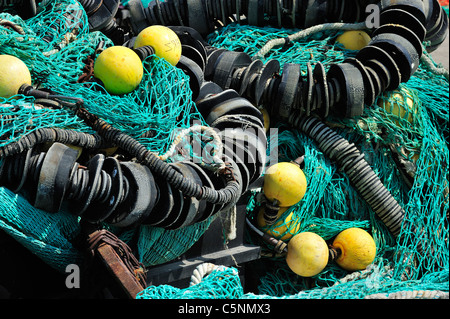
[133,25,182,66]
[286,232,329,277]
[332,228,376,272]
[336,30,371,51]
[0,55,32,98]
[377,87,417,124]
[256,206,301,241]
[93,46,143,95]
[263,162,307,207]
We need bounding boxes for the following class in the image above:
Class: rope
[420,53,449,80]
[158,124,225,171]
[253,21,367,59]
[220,205,237,241]
[364,290,449,299]
[189,262,237,286]
[332,264,376,286]
[42,31,78,56]
[0,17,25,34]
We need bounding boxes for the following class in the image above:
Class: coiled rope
[189,262,238,286]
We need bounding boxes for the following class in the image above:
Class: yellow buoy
[263,162,307,207]
[0,55,32,98]
[377,87,417,124]
[332,228,376,272]
[93,46,143,95]
[286,232,329,277]
[133,25,182,66]
[336,30,371,51]
[256,206,301,241]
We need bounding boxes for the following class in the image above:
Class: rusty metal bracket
[87,229,147,299]
[96,243,145,299]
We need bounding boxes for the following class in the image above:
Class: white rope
[364,290,449,299]
[253,21,367,59]
[158,125,225,170]
[43,32,78,57]
[222,206,237,241]
[189,262,237,286]
[331,263,378,286]
[0,18,25,35]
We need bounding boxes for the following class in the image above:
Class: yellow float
[378,87,417,124]
[0,55,32,98]
[93,46,143,95]
[133,25,182,66]
[336,30,371,51]
[286,232,329,277]
[263,162,307,207]
[256,206,301,241]
[331,228,376,272]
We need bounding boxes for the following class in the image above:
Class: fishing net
[1,1,448,299]
[0,0,211,272]
[137,264,244,299]
[140,16,449,298]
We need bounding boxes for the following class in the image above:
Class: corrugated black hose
[75,107,241,205]
[0,127,106,158]
[295,115,405,238]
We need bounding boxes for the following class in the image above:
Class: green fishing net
[1,1,448,299]
[0,0,211,272]
[140,20,448,299]
[137,266,244,299]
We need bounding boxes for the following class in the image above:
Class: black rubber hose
[0,127,107,158]
[76,107,241,205]
[296,116,405,237]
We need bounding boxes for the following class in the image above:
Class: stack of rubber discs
[77,0,127,44]
[126,0,448,124]
[200,45,364,122]
[127,0,375,36]
[195,82,267,195]
[378,0,449,53]
[204,49,281,107]
[0,137,253,230]
[141,160,226,230]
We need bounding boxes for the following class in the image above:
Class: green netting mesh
[0,0,210,272]
[1,1,449,299]
[207,23,351,68]
[140,19,448,298]
[137,266,244,299]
